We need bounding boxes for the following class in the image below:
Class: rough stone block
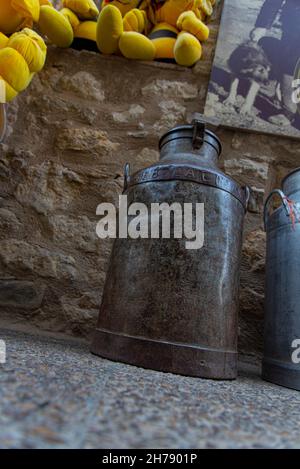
[0,280,45,309]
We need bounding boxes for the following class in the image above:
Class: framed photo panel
[205,0,300,138]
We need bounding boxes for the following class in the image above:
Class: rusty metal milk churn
[263,168,300,390]
[91,120,249,379]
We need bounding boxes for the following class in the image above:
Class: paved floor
[0,328,300,449]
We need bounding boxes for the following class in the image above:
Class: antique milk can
[91,120,249,379]
[263,168,300,390]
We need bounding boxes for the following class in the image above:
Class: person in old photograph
[251,0,300,128]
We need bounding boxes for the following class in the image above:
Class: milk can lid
[159,120,222,156]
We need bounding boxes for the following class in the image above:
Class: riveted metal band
[125,164,248,210]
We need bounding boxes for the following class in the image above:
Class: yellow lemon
[8,28,47,73]
[119,32,155,61]
[38,5,74,47]
[63,0,99,20]
[0,47,31,92]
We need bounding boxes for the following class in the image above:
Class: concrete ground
[0,328,299,449]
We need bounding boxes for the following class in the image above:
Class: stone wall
[0,3,299,355]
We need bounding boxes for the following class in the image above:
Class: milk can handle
[263,189,291,230]
[244,186,250,211]
[123,163,130,192]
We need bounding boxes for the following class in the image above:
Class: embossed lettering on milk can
[91,121,249,379]
[263,168,300,391]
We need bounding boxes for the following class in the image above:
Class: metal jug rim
[159,124,222,156]
[124,163,249,211]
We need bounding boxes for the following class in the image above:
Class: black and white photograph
[205,0,300,138]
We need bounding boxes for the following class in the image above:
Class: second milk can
[91,120,249,379]
[263,168,300,390]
